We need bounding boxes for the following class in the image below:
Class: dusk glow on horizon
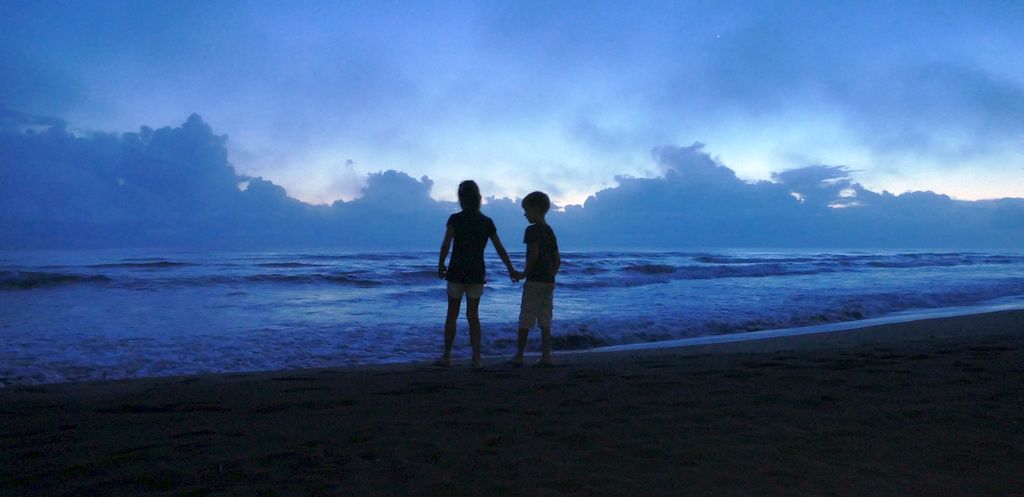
[3,0,1023,207]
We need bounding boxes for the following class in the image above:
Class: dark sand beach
[2,310,1022,496]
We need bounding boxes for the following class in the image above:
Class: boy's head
[521,191,550,224]
[458,180,482,212]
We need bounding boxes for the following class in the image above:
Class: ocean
[2,249,1024,386]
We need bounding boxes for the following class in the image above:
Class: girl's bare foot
[535,356,554,367]
[508,355,525,366]
[433,356,451,367]
[472,357,483,369]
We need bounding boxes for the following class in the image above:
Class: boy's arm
[489,233,520,281]
[553,243,561,275]
[438,226,454,279]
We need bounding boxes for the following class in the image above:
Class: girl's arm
[490,233,520,281]
[438,226,454,279]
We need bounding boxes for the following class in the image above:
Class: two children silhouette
[437,180,561,368]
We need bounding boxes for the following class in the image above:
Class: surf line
[582,298,1024,354]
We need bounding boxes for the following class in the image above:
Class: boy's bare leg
[537,326,553,366]
[466,297,482,368]
[437,296,460,366]
[510,327,529,365]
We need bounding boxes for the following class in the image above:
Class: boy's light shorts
[447,281,484,300]
[518,281,555,329]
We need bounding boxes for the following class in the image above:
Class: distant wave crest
[0,271,112,290]
[88,261,193,269]
[558,252,1024,289]
[4,251,1023,291]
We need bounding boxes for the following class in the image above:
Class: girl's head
[458,180,482,212]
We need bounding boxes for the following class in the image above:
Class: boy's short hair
[521,191,551,214]
[458,180,482,212]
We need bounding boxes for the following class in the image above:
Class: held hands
[509,269,524,283]
[437,263,447,280]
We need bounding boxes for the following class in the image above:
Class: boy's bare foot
[507,355,525,367]
[535,356,554,367]
[433,356,451,367]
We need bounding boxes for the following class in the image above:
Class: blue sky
[2,0,1023,206]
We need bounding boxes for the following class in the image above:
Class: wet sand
[2,310,1022,496]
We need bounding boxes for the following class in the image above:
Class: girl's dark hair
[458,180,482,212]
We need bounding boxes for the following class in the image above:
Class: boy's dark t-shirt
[446,211,496,284]
[523,223,558,283]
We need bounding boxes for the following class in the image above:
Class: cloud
[4,1,1023,204]
[837,64,1024,162]
[560,143,1022,248]
[771,165,860,206]
[643,4,1024,166]
[0,106,66,129]
[0,114,1020,249]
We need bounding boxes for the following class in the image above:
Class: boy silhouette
[510,191,560,367]
[437,180,518,368]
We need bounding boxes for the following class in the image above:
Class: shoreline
[582,297,1024,354]
[2,309,1021,495]
[6,298,1024,389]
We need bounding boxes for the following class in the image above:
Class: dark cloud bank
[1,111,1021,250]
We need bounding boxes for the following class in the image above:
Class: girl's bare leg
[438,296,461,366]
[466,297,482,368]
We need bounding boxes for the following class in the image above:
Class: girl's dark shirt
[524,223,558,283]
[446,211,496,284]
